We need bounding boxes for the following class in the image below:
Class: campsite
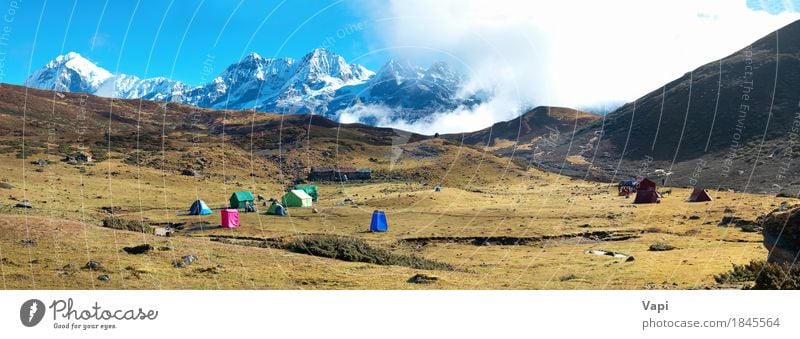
[0,84,791,290]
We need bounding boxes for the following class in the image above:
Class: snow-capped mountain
[25,52,113,93]
[178,49,375,113]
[24,49,476,124]
[24,52,188,101]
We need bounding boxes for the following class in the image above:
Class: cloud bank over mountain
[357,0,800,133]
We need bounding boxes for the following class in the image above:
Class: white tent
[282,189,313,208]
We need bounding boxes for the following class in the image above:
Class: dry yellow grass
[0,144,782,289]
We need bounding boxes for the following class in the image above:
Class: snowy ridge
[25,49,475,123]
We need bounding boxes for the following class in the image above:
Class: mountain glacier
[24,49,477,123]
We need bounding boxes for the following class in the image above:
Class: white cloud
[358,0,800,133]
[337,100,519,135]
[89,33,111,51]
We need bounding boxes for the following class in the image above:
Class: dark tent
[688,188,712,202]
[189,199,212,215]
[266,202,287,216]
[370,210,388,232]
[230,191,255,209]
[633,178,661,204]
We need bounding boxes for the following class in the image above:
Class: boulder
[181,169,199,177]
[407,273,439,284]
[173,254,198,268]
[763,207,800,265]
[84,260,102,270]
[649,243,676,251]
[123,244,153,255]
[14,201,32,208]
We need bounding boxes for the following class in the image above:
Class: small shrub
[90,147,108,162]
[15,148,39,159]
[714,262,759,283]
[102,217,153,233]
[286,235,453,271]
[511,157,531,170]
[559,273,580,281]
[0,182,13,189]
[714,260,800,289]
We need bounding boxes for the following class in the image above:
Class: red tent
[221,209,240,228]
[633,178,661,204]
[688,188,712,202]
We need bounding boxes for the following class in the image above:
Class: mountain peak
[307,47,333,57]
[48,52,100,70]
[57,51,82,62]
[26,52,113,93]
[244,52,262,60]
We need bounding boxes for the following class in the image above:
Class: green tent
[229,191,255,209]
[295,184,318,201]
[282,190,313,207]
[266,202,287,216]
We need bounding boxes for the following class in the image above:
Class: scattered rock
[62,263,77,271]
[578,223,591,228]
[19,239,37,247]
[84,260,102,270]
[559,273,580,281]
[688,215,700,220]
[719,215,752,227]
[0,182,13,189]
[626,256,636,262]
[14,201,32,208]
[196,266,221,274]
[740,224,763,233]
[181,169,199,177]
[122,244,153,255]
[74,152,92,162]
[97,274,110,281]
[173,254,198,268]
[649,243,676,251]
[312,208,319,214]
[1,257,19,266]
[34,159,48,166]
[408,273,439,284]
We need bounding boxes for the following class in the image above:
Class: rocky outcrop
[762,206,800,265]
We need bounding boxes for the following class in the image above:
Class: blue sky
[3,0,389,85]
[3,0,798,88]
[4,0,800,133]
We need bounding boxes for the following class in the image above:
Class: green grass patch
[286,235,454,271]
[715,260,800,289]
[101,217,153,233]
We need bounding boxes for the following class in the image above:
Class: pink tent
[220,209,240,228]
